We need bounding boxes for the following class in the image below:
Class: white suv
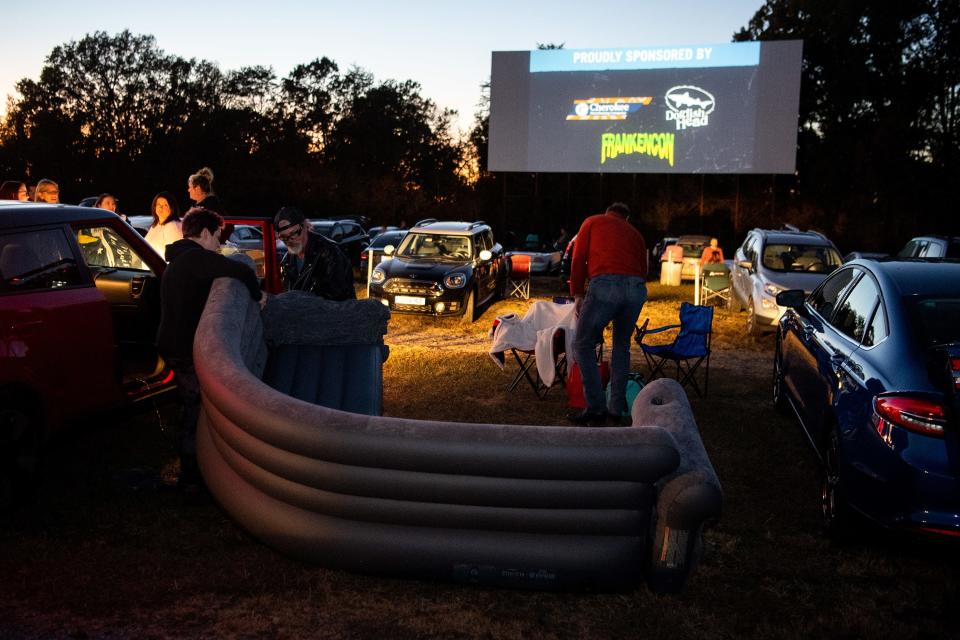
[730,228,842,335]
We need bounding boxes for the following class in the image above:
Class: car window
[831,274,879,344]
[898,240,920,258]
[865,303,888,347]
[809,267,859,320]
[0,228,84,293]
[77,226,149,271]
[908,297,960,348]
[483,230,495,251]
[919,241,942,258]
[397,233,472,261]
[744,235,759,266]
[762,243,841,273]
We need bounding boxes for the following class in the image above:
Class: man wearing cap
[275,206,355,301]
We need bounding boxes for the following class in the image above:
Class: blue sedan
[773,258,960,539]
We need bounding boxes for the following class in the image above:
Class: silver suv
[731,227,842,335]
[897,236,960,259]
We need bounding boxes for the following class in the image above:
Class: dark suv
[1,202,175,506]
[368,220,506,322]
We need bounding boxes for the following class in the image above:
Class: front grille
[384,278,442,296]
[393,304,430,312]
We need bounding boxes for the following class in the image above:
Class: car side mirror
[776,289,806,308]
[384,245,395,256]
[479,249,492,262]
[738,260,753,271]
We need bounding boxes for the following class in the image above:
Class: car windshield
[907,297,960,348]
[396,233,472,261]
[762,243,841,273]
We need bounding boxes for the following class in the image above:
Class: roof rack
[782,223,800,232]
[469,220,487,229]
[414,218,438,227]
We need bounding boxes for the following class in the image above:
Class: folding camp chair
[505,326,568,398]
[508,254,531,299]
[634,302,714,396]
[700,263,731,306]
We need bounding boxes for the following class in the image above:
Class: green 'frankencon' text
[600,132,675,166]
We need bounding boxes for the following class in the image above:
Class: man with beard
[275,206,355,301]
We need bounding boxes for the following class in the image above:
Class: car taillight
[950,357,960,391]
[873,395,947,438]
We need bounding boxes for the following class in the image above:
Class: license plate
[395,295,426,306]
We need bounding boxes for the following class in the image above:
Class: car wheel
[0,402,40,511]
[461,289,475,324]
[747,299,763,336]
[772,335,790,415]
[728,287,743,312]
[821,428,857,542]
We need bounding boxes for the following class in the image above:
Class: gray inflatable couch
[194,279,722,592]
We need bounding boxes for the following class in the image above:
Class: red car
[0,203,284,507]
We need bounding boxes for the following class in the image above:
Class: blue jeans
[573,275,647,415]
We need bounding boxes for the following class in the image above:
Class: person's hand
[574,294,584,319]
[258,292,269,310]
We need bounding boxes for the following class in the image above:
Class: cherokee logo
[600,132,675,166]
[664,85,715,130]
[566,96,653,121]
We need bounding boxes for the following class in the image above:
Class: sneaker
[567,409,608,427]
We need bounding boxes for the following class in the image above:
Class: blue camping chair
[634,302,714,396]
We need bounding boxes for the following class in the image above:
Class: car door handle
[10,319,44,335]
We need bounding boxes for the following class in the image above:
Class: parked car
[898,236,960,259]
[367,225,400,241]
[650,236,679,274]
[731,228,842,335]
[359,229,407,273]
[309,219,370,267]
[1,202,175,507]
[672,234,711,281]
[774,258,960,539]
[505,248,562,275]
[368,220,506,322]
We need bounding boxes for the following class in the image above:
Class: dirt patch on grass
[2,279,958,639]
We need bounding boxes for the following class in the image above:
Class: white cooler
[660,261,682,286]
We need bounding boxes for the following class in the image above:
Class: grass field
[1,279,958,639]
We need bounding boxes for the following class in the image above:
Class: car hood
[379,256,470,280]
[764,271,831,294]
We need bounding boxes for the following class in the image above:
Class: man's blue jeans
[572,275,647,415]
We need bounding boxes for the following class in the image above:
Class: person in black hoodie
[157,206,265,489]
[186,166,225,215]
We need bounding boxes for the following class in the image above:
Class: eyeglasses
[278,225,303,242]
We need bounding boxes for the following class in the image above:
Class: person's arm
[569,221,591,297]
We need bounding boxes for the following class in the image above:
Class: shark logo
[664,85,715,130]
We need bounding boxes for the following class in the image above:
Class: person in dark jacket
[275,206,355,301]
[157,207,264,488]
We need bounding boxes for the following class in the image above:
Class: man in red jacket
[569,202,648,426]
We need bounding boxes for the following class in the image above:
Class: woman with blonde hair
[145,191,184,259]
[187,166,225,214]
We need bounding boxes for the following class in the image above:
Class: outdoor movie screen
[488,40,803,174]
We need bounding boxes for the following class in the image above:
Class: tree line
[0,31,470,225]
[2,3,959,251]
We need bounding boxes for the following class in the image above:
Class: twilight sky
[0,0,763,134]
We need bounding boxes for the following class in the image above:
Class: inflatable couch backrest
[259,291,389,415]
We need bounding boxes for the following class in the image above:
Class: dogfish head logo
[664,85,715,130]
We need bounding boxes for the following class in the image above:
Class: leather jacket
[279,230,355,301]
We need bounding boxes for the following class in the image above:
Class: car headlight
[371,268,386,284]
[764,283,784,297]
[444,273,467,289]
